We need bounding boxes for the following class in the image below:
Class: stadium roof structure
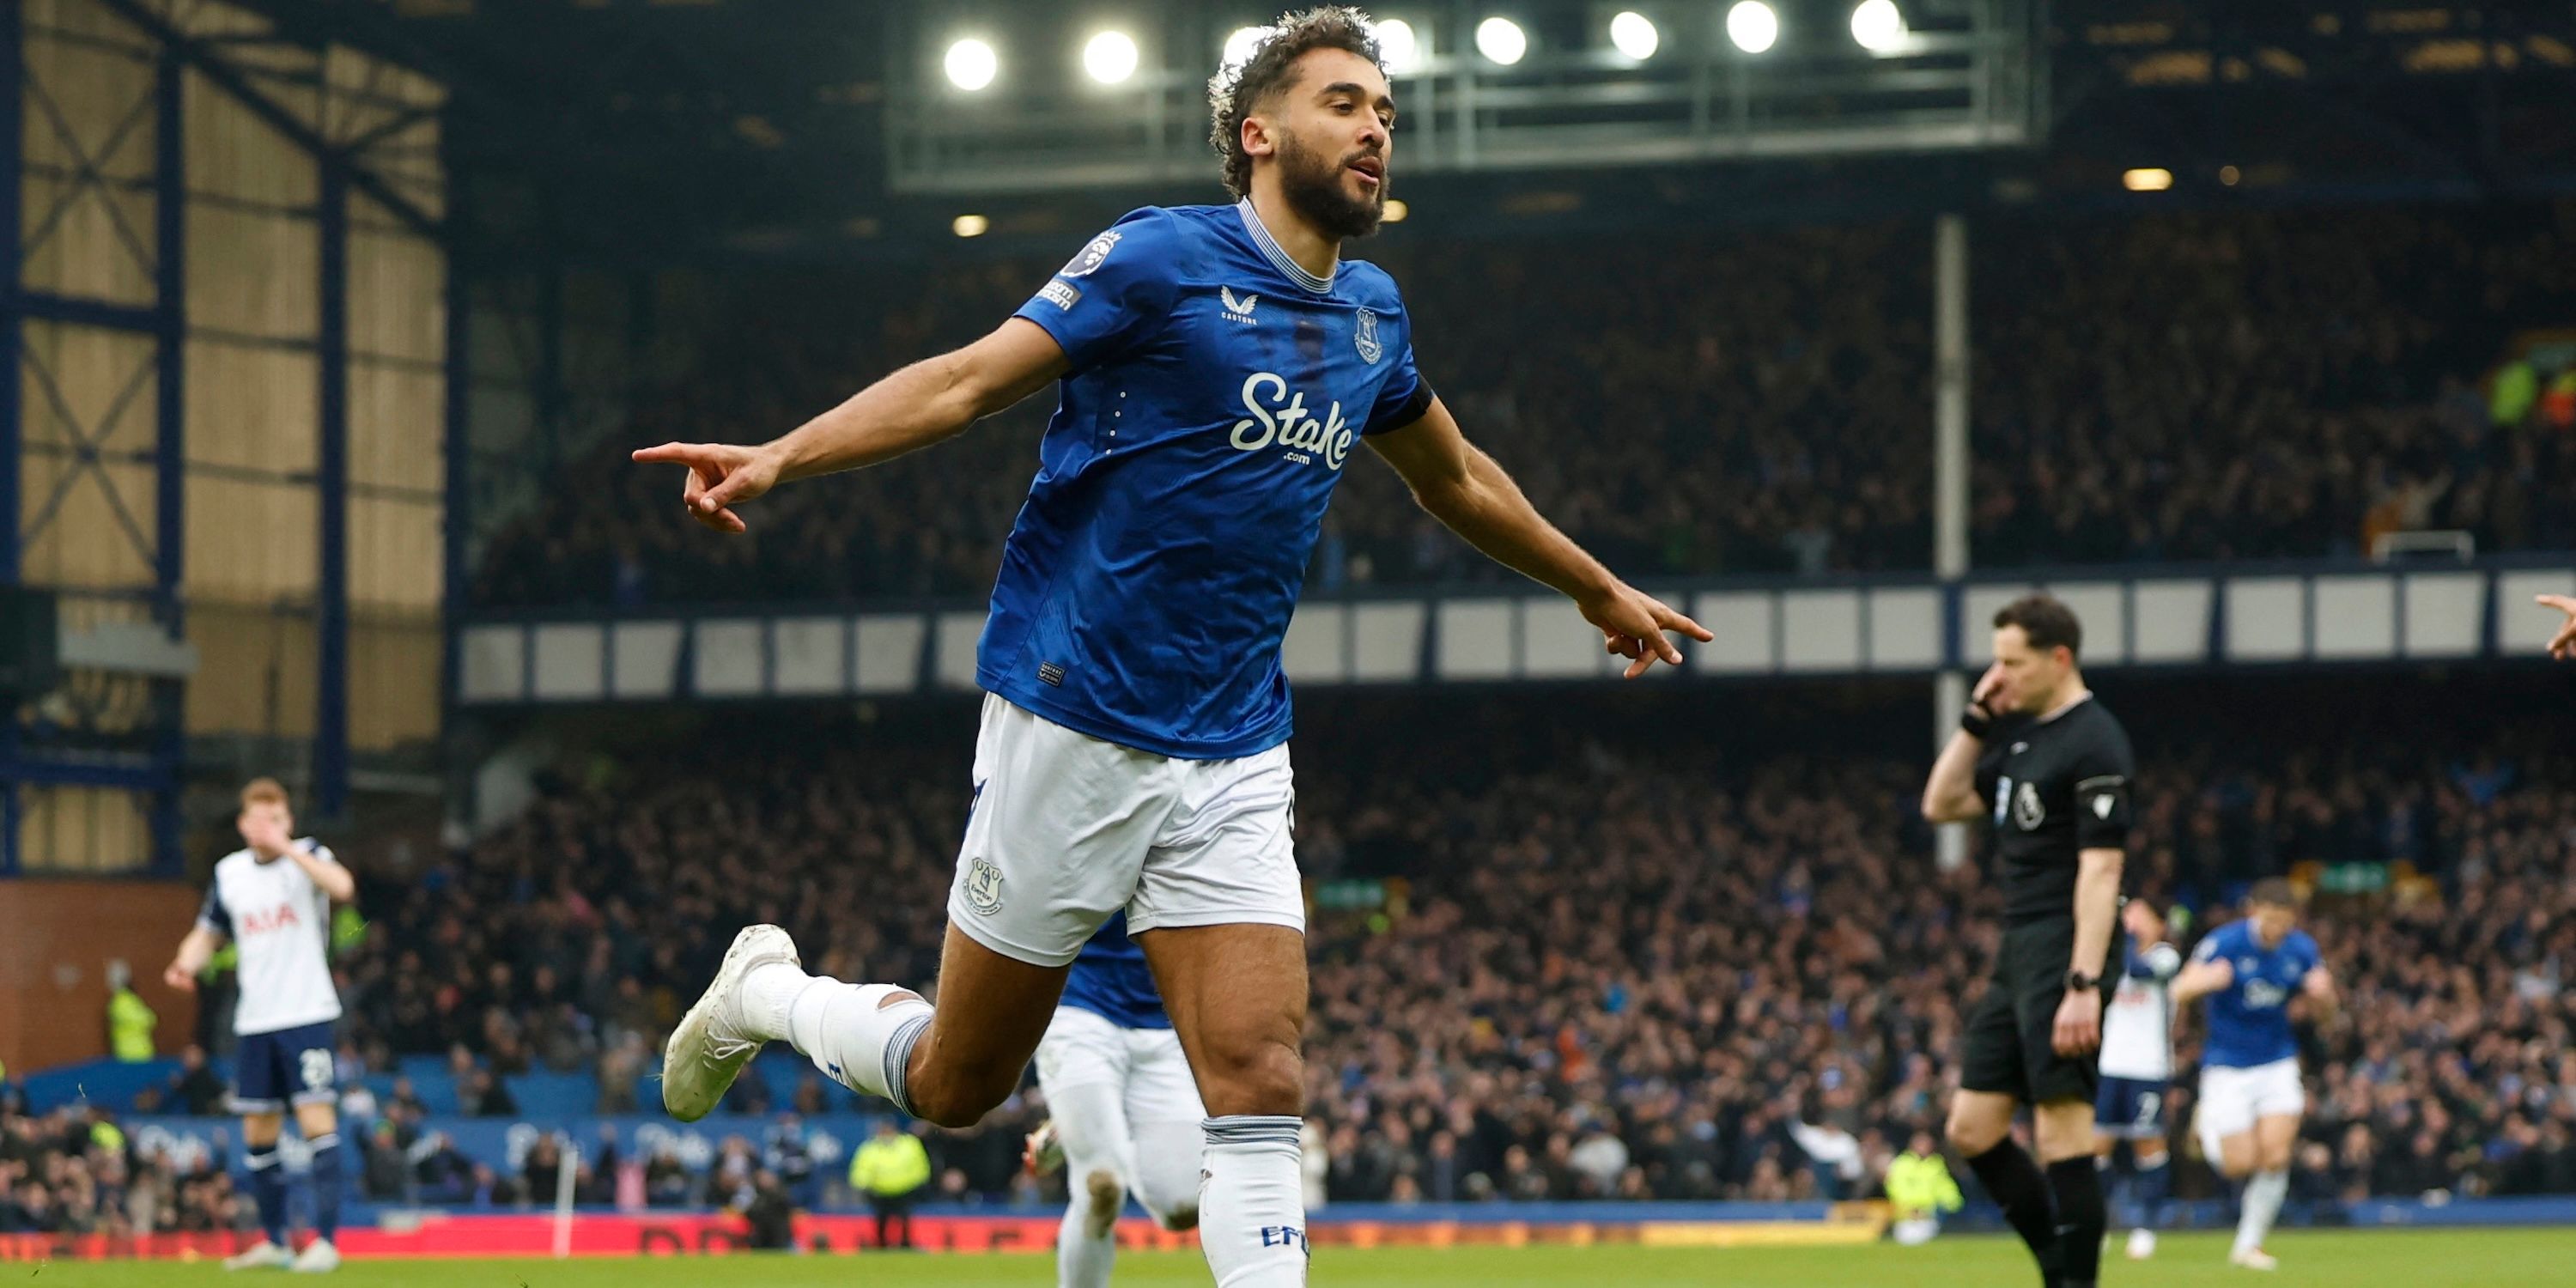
[228,0,2576,265]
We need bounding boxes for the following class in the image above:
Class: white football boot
[661,924,801,1121]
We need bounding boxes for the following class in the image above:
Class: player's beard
[1277,129,1384,240]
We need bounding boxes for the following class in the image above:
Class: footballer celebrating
[634,9,1706,1285]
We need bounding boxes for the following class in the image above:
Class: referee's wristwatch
[2065,970,2100,992]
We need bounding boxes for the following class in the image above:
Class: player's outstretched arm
[1366,397,1710,677]
[2129,941,2184,981]
[2300,965,2339,1022]
[2171,957,2233,1007]
[2539,594,2576,659]
[163,925,219,993]
[633,319,1070,533]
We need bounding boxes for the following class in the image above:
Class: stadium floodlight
[944,38,999,92]
[1608,11,1659,61]
[2123,167,2174,191]
[1726,2,1778,54]
[1224,26,1272,68]
[1083,30,1139,85]
[1375,18,1423,74]
[951,214,990,238]
[1850,0,1906,52]
[1475,16,1527,66]
[1382,198,1410,222]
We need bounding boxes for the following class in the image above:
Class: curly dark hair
[1207,7,1387,200]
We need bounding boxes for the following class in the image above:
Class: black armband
[1959,704,1996,739]
[1365,381,1437,436]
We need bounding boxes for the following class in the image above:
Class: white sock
[2234,1168,2288,1254]
[1200,1116,1307,1288]
[736,961,809,1042]
[1048,1079,1131,1288]
[1058,1176,1119,1288]
[752,965,933,1112]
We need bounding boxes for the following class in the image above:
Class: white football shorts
[2196,1057,2306,1156]
[947,694,1304,968]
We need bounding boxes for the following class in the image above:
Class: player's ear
[1242,112,1275,161]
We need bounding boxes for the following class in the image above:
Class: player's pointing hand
[632,441,778,534]
[2538,593,2576,660]
[1583,584,1713,679]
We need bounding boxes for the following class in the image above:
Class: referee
[1922,594,2135,1288]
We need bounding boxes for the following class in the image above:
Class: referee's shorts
[1959,918,2119,1106]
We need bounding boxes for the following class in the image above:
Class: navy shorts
[232,1021,337,1114]
[2094,1073,2169,1140]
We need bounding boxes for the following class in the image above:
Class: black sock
[2047,1155,2106,1288]
[1964,1139,2063,1288]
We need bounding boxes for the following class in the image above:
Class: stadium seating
[470,199,2576,608]
[8,680,2573,1232]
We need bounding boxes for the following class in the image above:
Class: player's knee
[2257,1142,2293,1173]
[905,1091,981,1130]
[1194,1032,1303,1117]
[1134,1163,1201,1229]
[907,1064,1017,1129]
[1944,1111,2004,1157]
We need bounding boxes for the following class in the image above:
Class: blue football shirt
[2192,919,2320,1069]
[1059,912,1169,1030]
[990,201,1431,759]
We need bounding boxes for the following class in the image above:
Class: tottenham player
[2093,899,2181,1261]
[634,11,1705,1285]
[161,778,353,1273]
[2173,879,2336,1272]
[1023,914,1205,1287]
[1922,594,2134,1288]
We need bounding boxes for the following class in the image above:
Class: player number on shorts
[2135,1091,2160,1130]
[301,1048,333,1092]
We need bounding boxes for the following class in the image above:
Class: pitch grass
[15,1229,2576,1286]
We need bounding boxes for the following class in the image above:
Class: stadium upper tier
[471,199,2574,610]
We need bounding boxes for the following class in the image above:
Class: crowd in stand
[129,682,2569,1214]
[9,679,2570,1224]
[470,197,2576,609]
[1286,697,2576,1208]
[1970,204,2576,565]
[0,1103,247,1236]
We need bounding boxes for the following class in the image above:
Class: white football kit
[199,841,343,1036]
